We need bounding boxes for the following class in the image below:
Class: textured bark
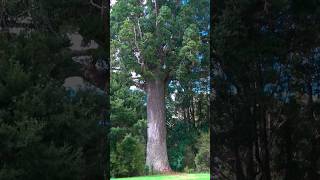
[261,111,271,180]
[145,78,171,172]
[246,106,255,180]
[234,143,245,180]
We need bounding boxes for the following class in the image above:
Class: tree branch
[137,19,143,39]
[154,0,158,27]
[133,81,146,91]
[90,0,102,9]
[133,25,146,76]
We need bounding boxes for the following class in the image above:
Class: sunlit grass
[111,173,210,180]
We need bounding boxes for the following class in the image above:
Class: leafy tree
[0,40,107,179]
[211,0,320,179]
[195,132,209,172]
[111,0,209,172]
[110,72,147,177]
[0,0,110,179]
[111,134,145,177]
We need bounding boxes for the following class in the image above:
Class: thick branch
[133,26,143,65]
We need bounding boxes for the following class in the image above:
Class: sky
[111,0,116,6]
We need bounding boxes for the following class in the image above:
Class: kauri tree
[111,0,209,172]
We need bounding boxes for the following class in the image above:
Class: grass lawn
[111,173,210,180]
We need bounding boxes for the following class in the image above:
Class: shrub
[184,166,195,173]
[111,134,145,177]
[144,165,150,175]
[195,132,210,172]
[167,121,198,171]
[0,77,107,180]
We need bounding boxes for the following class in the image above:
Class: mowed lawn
[111,173,210,180]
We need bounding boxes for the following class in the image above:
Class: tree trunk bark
[306,79,320,180]
[146,78,171,172]
[284,117,294,180]
[261,111,271,180]
[234,142,245,180]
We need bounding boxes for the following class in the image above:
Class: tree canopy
[0,0,109,179]
[211,0,320,179]
[110,0,210,176]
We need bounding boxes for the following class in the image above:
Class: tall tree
[211,0,320,179]
[0,0,110,179]
[111,0,209,172]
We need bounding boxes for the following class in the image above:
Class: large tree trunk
[145,78,171,172]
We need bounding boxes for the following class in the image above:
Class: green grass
[111,173,210,180]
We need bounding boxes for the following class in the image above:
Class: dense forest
[2,0,319,180]
[110,0,210,178]
[211,0,320,179]
[0,0,109,179]
[1,0,210,179]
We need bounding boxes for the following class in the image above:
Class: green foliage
[165,114,209,173]
[212,0,320,179]
[111,134,145,177]
[119,19,135,43]
[183,166,195,173]
[0,76,106,180]
[111,0,209,176]
[194,133,210,172]
[167,121,197,171]
[179,24,201,63]
[110,72,147,177]
[1,0,110,179]
[0,60,30,106]
[111,0,208,81]
[0,21,106,180]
